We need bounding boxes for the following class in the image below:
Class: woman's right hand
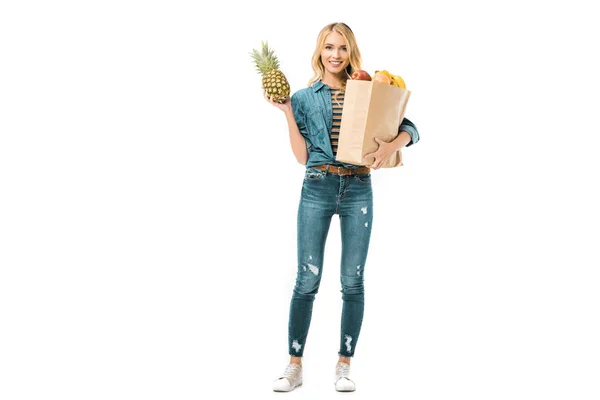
[263,89,292,114]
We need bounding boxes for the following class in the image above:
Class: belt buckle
[337,166,342,175]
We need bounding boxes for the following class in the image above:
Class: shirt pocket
[306,107,328,137]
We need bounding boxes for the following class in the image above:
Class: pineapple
[250,41,290,103]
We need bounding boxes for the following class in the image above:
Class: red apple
[351,70,372,81]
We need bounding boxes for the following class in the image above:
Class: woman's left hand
[363,137,401,170]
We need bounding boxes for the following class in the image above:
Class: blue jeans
[288,166,373,358]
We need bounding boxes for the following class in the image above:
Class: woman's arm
[284,107,308,165]
[364,118,420,169]
[396,117,420,148]
[391,131,412,151]
[264,91,308,165]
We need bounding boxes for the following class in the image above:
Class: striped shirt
[330,88,345,156]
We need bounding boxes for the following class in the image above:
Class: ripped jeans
[288,166,373,358]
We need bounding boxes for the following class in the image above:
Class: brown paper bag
[336,80,411,168]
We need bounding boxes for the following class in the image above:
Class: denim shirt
[291,80,420,169]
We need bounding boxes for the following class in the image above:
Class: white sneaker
[334,362,356,392]
[272,363,303,392]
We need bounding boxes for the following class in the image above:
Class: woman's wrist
[393,131,411,151]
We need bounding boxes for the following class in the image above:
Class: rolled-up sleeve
[291,93,307,137]
[399,117,419,147]
[291,92,312,150]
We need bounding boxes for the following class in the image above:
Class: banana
[391,74,406,89]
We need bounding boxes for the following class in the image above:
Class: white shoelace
[283,364,300,378]
[337,363,350,379]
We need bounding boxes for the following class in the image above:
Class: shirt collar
[311,80,327,93]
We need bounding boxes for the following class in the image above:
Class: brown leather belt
[312,164,370,176]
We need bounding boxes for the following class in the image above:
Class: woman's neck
[321,73,345,88]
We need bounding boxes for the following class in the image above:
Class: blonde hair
[308,22,362,105]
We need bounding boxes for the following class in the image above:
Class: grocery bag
[335,80,411,168]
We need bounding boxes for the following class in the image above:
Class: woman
[265,22,420,392]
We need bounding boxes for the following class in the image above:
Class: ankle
[290,356,302,366]
[338,356,351,365]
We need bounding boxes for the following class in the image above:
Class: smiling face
[320,32,349,77]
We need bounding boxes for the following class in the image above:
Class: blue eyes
[325,46,347,51]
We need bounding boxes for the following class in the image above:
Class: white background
[1,0,599,399]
